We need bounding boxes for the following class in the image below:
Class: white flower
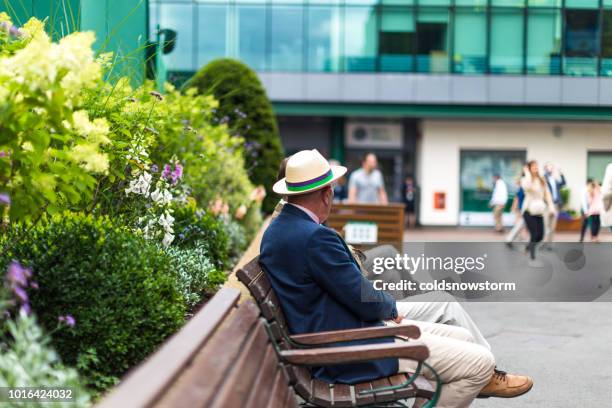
[158,212,175,234]
[162,232,175,247]
[150,188,173,206]
[125,171,152,196]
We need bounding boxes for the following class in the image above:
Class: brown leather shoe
[478,368,533,398]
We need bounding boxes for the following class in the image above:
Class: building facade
[160,1,612,224]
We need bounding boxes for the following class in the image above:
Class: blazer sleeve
[306,227,398,322]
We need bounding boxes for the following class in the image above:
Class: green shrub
[172,205,231,270]
[0,213,186,393]
[189,58,284,213]
[163,244,225,308]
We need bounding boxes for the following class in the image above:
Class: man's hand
[393,314,404,324]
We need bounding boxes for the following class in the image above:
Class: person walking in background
[521,160,555,262]
[489,174,508,233]
[401,175,418,229]
[580,180,603,242]
[505,178,526,247]
[601,164,612,230]
[543,162,566,243]
[347,152,388,204]
[329,159,348,202]
[579,178,594,242]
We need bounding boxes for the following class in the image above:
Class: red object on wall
[434,192,446,210]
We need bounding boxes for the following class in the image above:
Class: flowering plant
[0,16,110,222]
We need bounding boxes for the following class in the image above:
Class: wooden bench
[327,203,405,248]
[96,283,439,408]
[237,256,441,408]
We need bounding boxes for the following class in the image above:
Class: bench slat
[152,301,260,408]
[354,382,375,405]
[267,369,291,408]
[97,287,241,408]
[244,345,281,408]
[210,322,271,407]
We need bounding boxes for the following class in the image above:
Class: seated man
[260,149,533,408]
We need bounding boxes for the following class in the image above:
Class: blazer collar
[281,202,318,224]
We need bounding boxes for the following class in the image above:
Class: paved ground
[406,227,612,407]
[404,226,612,242]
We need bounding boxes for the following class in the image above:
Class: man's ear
[321,186,332,206]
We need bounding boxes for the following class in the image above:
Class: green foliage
[560,186,570,208]
[0,17,111,223]
[0,311,91,407]
[0,213,186,393]
[189,58,284,213]
[164,244,225,308]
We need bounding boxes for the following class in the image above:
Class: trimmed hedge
[0,214,186,393]
[189,58,284,213]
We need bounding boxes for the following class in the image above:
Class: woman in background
[521,160,554,261]
[581,180,603,242]
[601,164,612,231]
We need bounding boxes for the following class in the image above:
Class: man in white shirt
[347,153,388,204]
[489,174,508,232]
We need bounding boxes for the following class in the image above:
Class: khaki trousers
[392,319,495,408]
[493,205,504,231]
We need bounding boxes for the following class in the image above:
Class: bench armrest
[279,341,429,366]
[289,325,420,345]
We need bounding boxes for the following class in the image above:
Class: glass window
[564,9,600,76]
[601,10,612,75]
[418,0,451,5]
[491,8,524,74]
[159,3,194,71]
[382,0,414,4]
[492,0,524,5]
[306,6,341,72]
[236,5,267,71]
[605,0,612,9]
[197,5,228,69]
[344,6,378,71]
[565,0,599,9]
[526,8,561,74]
[270,6,304,71]
[454,8,487,74]
[379,7,414,72]
[527,0,561,6]
[416,7,450,73]
[455,0,487,6]
[149,2,158,41]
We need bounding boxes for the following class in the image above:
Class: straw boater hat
[273,149,347,196]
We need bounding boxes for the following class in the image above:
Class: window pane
[236,5,267,71]
[565,0,598,9]
[492,0,524,5]
[270,6,303,71]
[564,9,599,76]
[454,8,487,74]
[416,8,450,72]
[491,8,524,74]
[160,3,194,71]
[307,6,341,72]
[382,0,414,4]
[149,2,158,41]
[455,0,487,6]
[527,8,561,74]
[197,5,227,69]
[602,10,612,75]
[606,0,612,9]
[379,7,414,72]
[418,0,451,5]
[527,0,561,6]
[344,6,378,71]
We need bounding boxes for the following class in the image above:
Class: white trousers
[391,292,495,408]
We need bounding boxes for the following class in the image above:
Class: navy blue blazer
[259,204,399,384]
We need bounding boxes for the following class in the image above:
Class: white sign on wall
[344,222,378,244]
[345,122,403,149]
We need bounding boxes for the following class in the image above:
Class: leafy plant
[0,16,110,222]
[0,213,186,393]
[189,58,284,213]
[163,244,225,308]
